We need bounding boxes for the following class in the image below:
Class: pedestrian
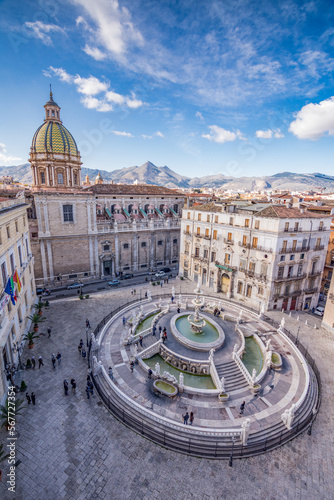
[130,361,134,373]
[51,354,56,369]
[160,282,163,288]
[108,367,113,380]
[85,385,90,399]
[190,412,194,425]
[63,379,69,395]
[148,368,153,379]
[131,289,133,295]
[47,327,51,338]
[171,296,174,303]
[31,392,36,405]
[26,392,31,405]
[87,374,91,382]
[86,319,90,329]
[123,316,126,326]
[70,378,76,393]
[88,380,94,395]
[239,401,246,415]
[38,356,44,368]
[152,326,156,336]
[145,291,147,299]
[78,344,82,355]
[139,335,143,347]
[56,352,61,365]
[159,326,162,335]
[82,349,86,359]
[177,307,180,314]
[79,339,84,348]
[183,412,189,425]
[31,356,36,369]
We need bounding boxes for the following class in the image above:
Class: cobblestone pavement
[0,279,333,500]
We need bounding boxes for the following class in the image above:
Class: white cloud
[255,129,284,139]
[46,66,144,112]
[289,97,334,140]
[155,131,164,138]
[141,131,164,139]
[0,143,22,166]
[112,131,133,137]
[202,125,243,144]
[83,44,107,61]
[196,111,204,121]
[24,21,65,46]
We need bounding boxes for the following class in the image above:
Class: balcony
[279,246,309,254]
[192,254,209,263]
[238,241,273,253]
[313,245,325,251]
[224,237,234,244]
[273,289,302,299]
[183,230,192,236]
[283,227,303,233]
[274,273,307,282]
[308,271,322,278]
[304,287,319,294]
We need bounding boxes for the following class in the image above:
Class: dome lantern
[44,85,61,123]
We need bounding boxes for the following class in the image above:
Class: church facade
[28,92,183,284]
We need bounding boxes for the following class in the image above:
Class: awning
[215,264,233,272]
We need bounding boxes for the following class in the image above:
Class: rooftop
[84,184,181,196]
[257,205,331,219]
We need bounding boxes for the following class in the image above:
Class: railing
[307,271,322,278]
[274,273,307,282]
[97,220,180,233]
[313,245,325,251]
[303,288,318,294]
[224,238,234,244]
[279,246,309,254]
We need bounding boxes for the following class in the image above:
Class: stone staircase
[215,360,249,392]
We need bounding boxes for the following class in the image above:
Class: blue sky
[1,0,334,179]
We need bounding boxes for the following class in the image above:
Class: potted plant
[85,294,90,299]
[0,398,25,430]
[79,294,84,300]
[34,302,44,316]
[0,443,10,481]
[26,359,32,369]
[20,381,27,392]
[22,331,39,349]
[27,313,46,332]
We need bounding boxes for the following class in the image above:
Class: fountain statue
[220,376,226,393]
[179,373,184,391]
[155,362,160,377]
[188,283,206,333]
[172,286,175,298]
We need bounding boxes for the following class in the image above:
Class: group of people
[213,308,221,317]
[85,376,94,399]
[25,392,36,405]
[78,339,87,358]
[63,378,77,395]
[51,352,61,369]
[182,411,194,425]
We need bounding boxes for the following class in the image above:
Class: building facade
[0,199,35,403]
[28,92,183,284]
[179,202,331,312]
[322,272,334,332]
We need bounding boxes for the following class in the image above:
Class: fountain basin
[153,379,178,397]
[170,313,225,351]
[242,337,264,374]
[271,352,283,369]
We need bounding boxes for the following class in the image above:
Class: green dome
[31,121,79,156]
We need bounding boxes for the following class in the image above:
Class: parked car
[155,271,166,278]
[67,282,85,290]
[108,280,120,287]
[314,306,325,317]
[122,274,133,280]
[161,267,171,273]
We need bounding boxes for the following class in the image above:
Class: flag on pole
[4,278,15,305]
[13,270,21,293]
[10,276,17,302]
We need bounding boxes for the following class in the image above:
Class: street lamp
[228,436,236,467]
[12,342,24,371]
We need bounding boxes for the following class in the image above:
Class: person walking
[160,282,163,288]
[148,368,153,379]
[159,326,162,335]
[130,361,134,373]
[31,356,36,369]
[56,352,61,365]
[31,392,36,405]
[38,356,44,369]
[82,349,86,359]
[239,401,246,415]
[51,354,56,369]
[183,412,189,425]
[86,319,90,329]
[177,307,180,314]
[79,339,84,348]
[139,335,143,347]
[190,412,194,425]
[63,379,69,395]
[152,325,156,336]
[88,380,94,395]
[70,378,76,393]
[123,316,126,326]
[78,343,82,355]
[108,367,113,380]
[47,327,51,338]
[85,385,90,399]
[26,392,31,405]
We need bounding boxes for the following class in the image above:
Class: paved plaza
[0,278,333,500]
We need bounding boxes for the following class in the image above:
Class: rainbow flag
[13,270,21,293]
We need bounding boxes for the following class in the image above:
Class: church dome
[31,121,79,156]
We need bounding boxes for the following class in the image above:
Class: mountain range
[1,161,334,192]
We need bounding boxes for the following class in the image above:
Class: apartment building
[0,199,35,403]
[179,202,331,312]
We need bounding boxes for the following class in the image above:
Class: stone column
[36,201,43,233]
[46,241,54,280]
[89,237,94,277]
[150,233,155,269]
[115,234,119,274]
[133,234,138,272]
[42,200,50,235]
[87,201,92,233]
[40,240,48,282]
[66,166,70,187]
[46,166,50,186]
[94,236,99,277]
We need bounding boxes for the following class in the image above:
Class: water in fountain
[188,283,206,333]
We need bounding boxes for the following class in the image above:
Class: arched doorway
[221,273,230,294]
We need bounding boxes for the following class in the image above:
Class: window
[173,239,177,244]
[18,306,22,323]
[58,172,64,184]
[242,235,247,246]
[249,261,255,272]
[140,264,147,268]
[6,225,10,239]
[245,219,249,228]
[15,220,18,232]
[315,238,321,249]
[187,212,190,219]
[18,246,22,267]
[32,232,38,238]
[229,217,233,225]
[297,264,303,276]
[194,264,199,272]
[302,239,308,250]
[141,242,146,248]
[246,284,252,297]
[237,281,243,294]
[252,237,258,248]
[260,263,267,276]
[215,215,218,223]
[205,228,210,238]
[287,266,293,278]
[9,254,15,275]
[227,232,232,242]
[285,284,291,294]
[1,262,7,286]
[211,251,216,263]
[195,247,200,257]
[300,253,305,260]
[63,205,74,222]
[311,261,317,274]
[186,225,190,235]
[184,260,189,268]
[207,215,210,222]
[284,222,289,232]
[40,172,46,184]
[204,249,208,259]
[103,245,110,251]
[23,216,26,227]
[123,243,129,249]
[292,240,297,250]
[197,227,200,236]
[198,213,201,221]
[278,267,284,278]
[319,221,323,230]
[280,255,285,262]
[213,230,217,240]
[158,240,163,246]
[225,253,230,264]
[74,174,78,185]
[258,286,264,295]
[255,220,260,229]
[290,255,295,261]
[239,259,246,270]
[282,240,287,251]
[274,285,281,295]
[294,222,299,232]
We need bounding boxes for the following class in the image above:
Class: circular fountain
[188,283,206,333]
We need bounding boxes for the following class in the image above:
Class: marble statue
[208,348,215,363]
[90,332,98,351]
[147,290,151,301]
[155,362,160,376]
[172,286,175,298]
[265,338,272,351]
[179,373,184,390]
[241,418,251,445]
[281,403,296,429]
[251,368,257,381]
[280,317,285,329]
[220,376,226,393]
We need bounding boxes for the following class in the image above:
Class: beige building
[0,199,35,403]
[322,273,334,332]
[179,202,331,312]
[27,92,183,283]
